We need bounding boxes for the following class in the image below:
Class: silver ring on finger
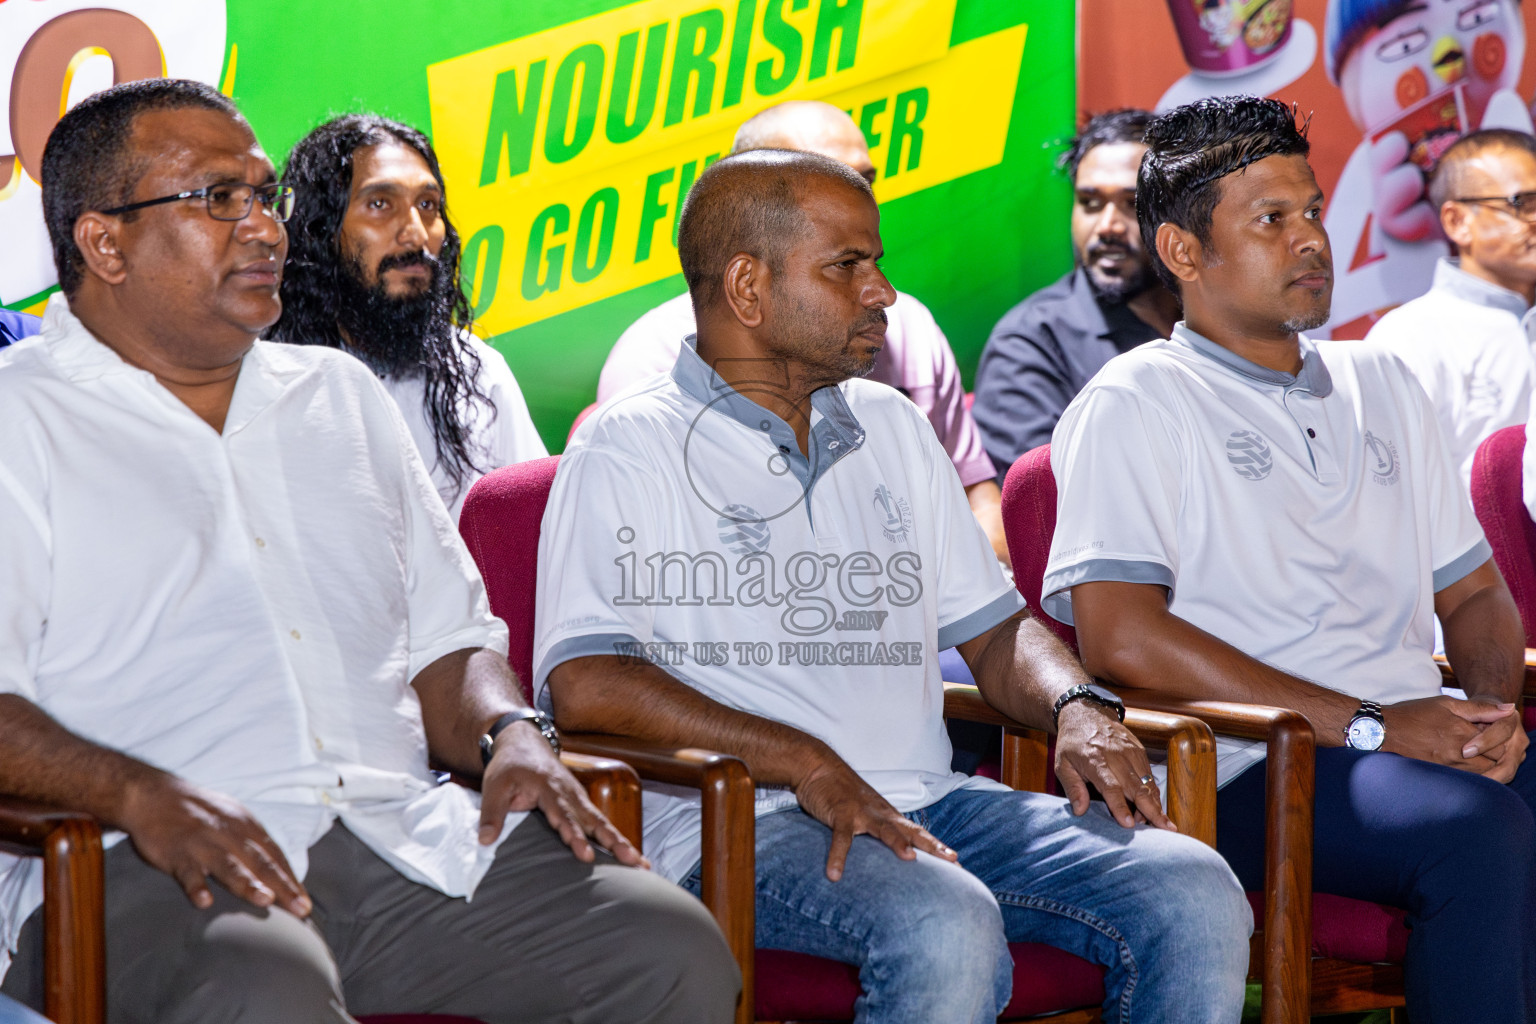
[1137,774,1156,788]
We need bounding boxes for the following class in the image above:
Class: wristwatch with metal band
[1344,700,1386,751]
[1052,682,1126,729]
[479,708,561,766]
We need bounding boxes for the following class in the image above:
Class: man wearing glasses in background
[1367,129,1536,485]
[0,79,735,1024]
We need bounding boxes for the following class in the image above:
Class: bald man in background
[598,101,1007,567]
[1368,129,1536,484]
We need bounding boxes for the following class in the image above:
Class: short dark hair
[1137,95,1311,293]
[41,78,242,296]
[1428,129,1536,211]
[677,149,874,311]
[1058,108,1153,181]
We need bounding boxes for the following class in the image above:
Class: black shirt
[972,267,1164,481]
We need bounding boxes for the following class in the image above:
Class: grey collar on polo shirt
[1172,321,1334,398]
[1431,257,1531,319]
[670,333,867,502]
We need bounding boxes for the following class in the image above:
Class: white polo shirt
[380,335,547,522]
[1366,258,1536,485]
[0,296,515,978]
[1044,324,1489,786]
[534,337,1022,881]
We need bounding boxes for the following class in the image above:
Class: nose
[399,206,430,248]
[865,265,896,309]
[1294,215,1330,259]
[236,194,285,247]
[1095,200,1130,239]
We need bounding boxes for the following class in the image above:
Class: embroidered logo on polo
[1224,430,1273,481]
[873,484,913,542]
[717,504,771,555]
[1364,431,1400,486]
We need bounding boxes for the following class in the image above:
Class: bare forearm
[0,693,168,825]
[411,647,528,777]
[549,655,837,786]
[1441,584,1524,704]
[960,612,1091,731]
[1073,584,1360,743]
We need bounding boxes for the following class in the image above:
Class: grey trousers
[1,814,738,1024]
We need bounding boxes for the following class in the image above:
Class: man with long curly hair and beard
[270,115,546,520]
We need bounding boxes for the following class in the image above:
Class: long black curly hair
[268,114,493,499]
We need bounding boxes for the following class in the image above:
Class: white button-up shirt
[0,296,515,978]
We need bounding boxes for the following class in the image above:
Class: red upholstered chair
[460,454,1223,1024]
[1003,443,1416,1024]
[1468,425,1536,730]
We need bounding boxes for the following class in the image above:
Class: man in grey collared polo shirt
[1053,95,1536,1023]
[533,149,1250,1023]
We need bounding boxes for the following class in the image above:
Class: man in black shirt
[972,110,1180,479]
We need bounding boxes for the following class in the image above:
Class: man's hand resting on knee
[1055,701,1175,831]
[793,756,958,882]
[119,773,311,916]
[1384,695,1528,783]
[476,720,646,867]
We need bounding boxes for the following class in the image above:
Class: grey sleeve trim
[1432,538,1493,593]
[533,632,644,713]
[1040,558,1175,626]
[937,588,1027,650]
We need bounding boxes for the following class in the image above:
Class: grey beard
[1280,308,1331,334]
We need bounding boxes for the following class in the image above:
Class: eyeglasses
[1453,191,1536,223]
[100,182,296,223]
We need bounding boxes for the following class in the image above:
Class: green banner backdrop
[1,0,1075,450]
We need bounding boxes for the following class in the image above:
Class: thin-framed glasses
[100,182,296,223]
[1453,191,1536,223]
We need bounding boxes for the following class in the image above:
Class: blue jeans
[1217,738,1536,1024]
[683,787,1250,1023]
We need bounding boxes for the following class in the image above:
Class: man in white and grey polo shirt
[1052,95,1536,1023]
[533,150,1250,1023]
[1366,129,1536,484]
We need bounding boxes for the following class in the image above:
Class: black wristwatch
[1344,700,1386,751]
[479,708,561,766]
[1052,682,1126,729]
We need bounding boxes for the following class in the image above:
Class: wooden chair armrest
[560,734,755,1024]
[1105,693,1315,1024]
[557,752,643,853]
[941,684,1219,847]
[1433,650,1536,699]
[0,798,104,1024]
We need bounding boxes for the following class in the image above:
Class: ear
[1440,200,1474,252]
[722,252,766,329]
[1155,222,1201,287]
[72,212,129,286]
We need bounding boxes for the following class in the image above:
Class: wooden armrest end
[558,752,643,852]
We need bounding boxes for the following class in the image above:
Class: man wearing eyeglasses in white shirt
[0,79,735,1024]
[1368,129,1536,485]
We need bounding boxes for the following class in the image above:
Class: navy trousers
[1216,737,1536,1023]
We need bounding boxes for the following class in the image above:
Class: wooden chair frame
[567,683,1221,1024]
[0,752,644,1024]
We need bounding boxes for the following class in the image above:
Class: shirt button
[320,792,332,806]
[778,445,790,453]
[254,537,266,548]
[290,629,302,640]
[828,440,840,450]
[314,736,324,752]
[1306,428,1316,438]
